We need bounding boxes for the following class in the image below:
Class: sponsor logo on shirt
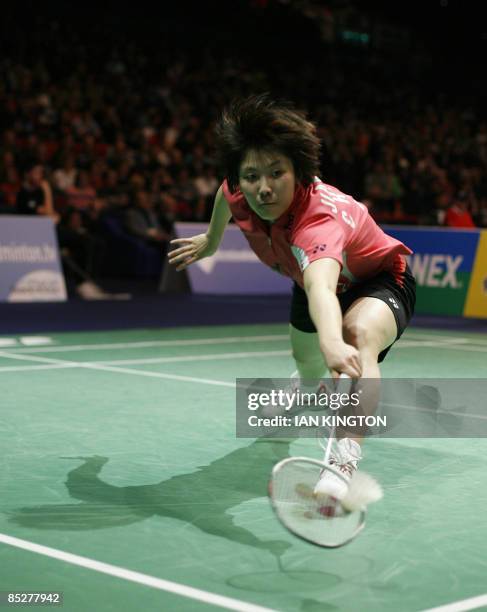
[291,245,309,272]
[388,297,400,310]
[311,244,327,255]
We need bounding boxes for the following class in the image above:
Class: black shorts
[290,265,416,363]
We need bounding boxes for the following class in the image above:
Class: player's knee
[343,321,375,350]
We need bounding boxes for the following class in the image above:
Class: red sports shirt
[222,177,412,293]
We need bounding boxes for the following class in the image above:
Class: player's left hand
[168,233,214,271]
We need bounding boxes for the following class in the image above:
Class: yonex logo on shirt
[388,297,399,310]
[312,244,327,255]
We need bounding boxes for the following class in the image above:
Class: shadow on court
[8,440,293,555]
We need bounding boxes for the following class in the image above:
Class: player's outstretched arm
[303,258,362,378]
[168,184,232,271]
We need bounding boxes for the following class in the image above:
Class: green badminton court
[1,323,487,612]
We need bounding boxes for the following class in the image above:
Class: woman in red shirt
[168,95,416,499]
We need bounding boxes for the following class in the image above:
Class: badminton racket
[269,374,382,548]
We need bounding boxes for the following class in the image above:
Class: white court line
[0,363,78,373]
[411,344,487,354]
[96,350,290,366]
[0,351,234,387]
[3,339,487,377]
[421,593,487,612]
[395,340,487,353]
[94,342,487,363]
[93,341,487,359]
[2,331,487,357]
[1,338,487,380]
[4,334,289,354]
[0,349,290,373]
[3,350,486,423]
[0,342,464,374]
[404,332,487,345]
[383,401,487,422]
[404,333,470,343]
[395,340,476,349]
[0,533,275,612]
[395,340,440,347]
[11,335,487,356]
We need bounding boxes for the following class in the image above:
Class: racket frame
[269,456,366,548]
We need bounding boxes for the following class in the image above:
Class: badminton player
[168,95,416,499]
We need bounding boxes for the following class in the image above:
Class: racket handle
[322,431,334,464]
[323,375,352,463]
[336,373,352,394]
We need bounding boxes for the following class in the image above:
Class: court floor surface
[1,323,487,612]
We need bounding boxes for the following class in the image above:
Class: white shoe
[76,281,109,300]
[76,281,131,301]
[313,438,362,501]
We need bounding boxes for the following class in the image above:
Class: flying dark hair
[214,94,321,192]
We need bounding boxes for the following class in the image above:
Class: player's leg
[260,283,327,420]
[313,296,396,500]
[342,296,398,376]
[289,324,326,380]
[315,268,415,500]
[341,262,416,381]
[336,295,398,454]
[289,281,327,383]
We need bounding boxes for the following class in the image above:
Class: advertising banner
[0,216,67,302]
[464,230,487,318]
[174,223,291,295]
[384,226,484,317]
[174,223,486,317]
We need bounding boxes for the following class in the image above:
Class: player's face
[238,150,296,221]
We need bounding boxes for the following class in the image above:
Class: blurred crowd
[1,2,486,288]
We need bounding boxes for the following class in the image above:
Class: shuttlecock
[341,471,383,512]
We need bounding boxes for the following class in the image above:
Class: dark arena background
[0,2,486,611]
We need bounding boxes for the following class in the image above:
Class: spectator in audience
[53,155,78,192]
[167,168,198,220]
[364,162,400,218]
[444,191,476,228]
[16,162,59,222]
[0,165,21,210]
[65,169,97,212]
[125,189,170,245]
[98,169,128,209]
[15,162,117,299]
[57,207,101,280]
[0,7,486,235]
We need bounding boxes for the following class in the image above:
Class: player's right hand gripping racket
[269,374,382,548]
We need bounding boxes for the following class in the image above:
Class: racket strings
[271,459,365,547]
